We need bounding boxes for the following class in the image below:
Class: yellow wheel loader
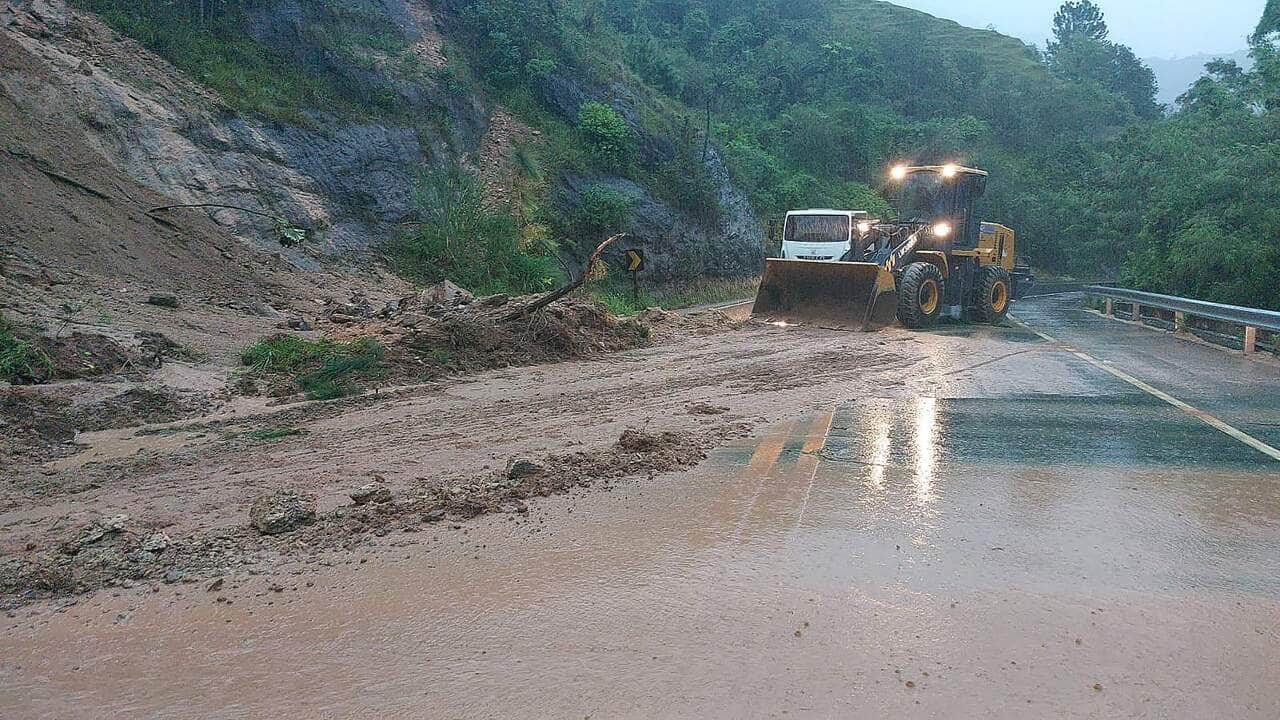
[752,164,1034,330]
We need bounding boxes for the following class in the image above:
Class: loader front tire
[897,262,944,328]
[973,266,1012,324]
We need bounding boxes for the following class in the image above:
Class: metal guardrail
[1084,285,1280,354]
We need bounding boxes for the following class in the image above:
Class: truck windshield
[896,172,953,222]
[784,215,849,244]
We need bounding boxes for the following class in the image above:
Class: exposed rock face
[563,169,764,283]
[0,0,483,260]
[1,0,764,281]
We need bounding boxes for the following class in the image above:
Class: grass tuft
[240,335,385,400]
[0,314,53,384]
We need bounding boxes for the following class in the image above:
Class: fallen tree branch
[147,203,310,247]
[501,233,626,323]
[147,203,276,219]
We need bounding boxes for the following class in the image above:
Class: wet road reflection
[4,393,1280,717]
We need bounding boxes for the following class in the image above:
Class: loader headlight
[890,165,908,181]
[857,221,872,235]
[932,222,953,238]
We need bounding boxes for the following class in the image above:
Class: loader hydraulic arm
[872,229,922,276]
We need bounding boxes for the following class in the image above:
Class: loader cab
[780,209,870,262]
[889,165,988,250]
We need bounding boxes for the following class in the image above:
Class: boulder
[248,489,317,535]
[505,458,546,481]
[421,281,474,306]
[349,483,393,506]
[146,292,180,308]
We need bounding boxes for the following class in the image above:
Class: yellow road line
[730,421,796,541]
[795,409,835,524]
[747,421,794,474]
[1015,320,1280,462]
[800,409,834,454]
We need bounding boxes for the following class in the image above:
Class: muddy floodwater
[5,388,1280,718]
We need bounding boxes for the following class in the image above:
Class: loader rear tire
[973,266,1012,324]
[897,262,944,328]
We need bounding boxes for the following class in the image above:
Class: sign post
[625,248,645,307]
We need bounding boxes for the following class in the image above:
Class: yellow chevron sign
[626,249,645,272]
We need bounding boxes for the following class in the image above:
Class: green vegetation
[240,335,385,400]
[577,102,635,171]
[381,166,559,295]
[1038,4,1280,309]
[70,0,415,121]
[568,185,635,241]
[73,0,1280,309]
[0,314,52,384]
[71,0,339,121]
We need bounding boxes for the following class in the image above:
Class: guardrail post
[1244,326,1258,354]
[1174,311,1186,333]
[1133,304,1143,323]
[1104,298,1113,316]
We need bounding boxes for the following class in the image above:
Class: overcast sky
[891,0,1266,58]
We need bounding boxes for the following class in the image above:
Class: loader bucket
[751,259,899,330]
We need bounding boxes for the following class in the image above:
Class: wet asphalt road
[4,294,1279,719]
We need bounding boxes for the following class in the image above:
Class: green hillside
[67,0,1280,309]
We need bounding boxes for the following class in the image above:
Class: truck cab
[779,209,870,262]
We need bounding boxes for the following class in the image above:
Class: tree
[1254,0,1280,43]
[1050,0,1108,47]
[1049,36,1159,117]
[1044,2,1158,117]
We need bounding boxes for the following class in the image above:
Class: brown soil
[0,314,935,608]
[0,28,412,368]
[0,428,715,603]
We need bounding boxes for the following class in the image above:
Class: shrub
[381,166,559,294]
[0,314,53,384]
[577,102,635,170]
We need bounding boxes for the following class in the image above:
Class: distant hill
[1145,50,1253,106]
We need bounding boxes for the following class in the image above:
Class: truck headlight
[932,222,952,238]
[857,221,872,235]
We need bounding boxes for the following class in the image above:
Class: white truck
[778,209,871,262]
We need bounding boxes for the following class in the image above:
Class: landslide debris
[1,384,213,463]
[248,489,318,535]
[237,291,653,398]
[0,428,725,607]
[4,331,134,385]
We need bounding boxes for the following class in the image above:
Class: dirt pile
[395,294,652,375]
[637,307,744,341]
[1,384,213,463]
[0,428,712,606]
[240,291,655,397]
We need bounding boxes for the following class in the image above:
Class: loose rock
[505,458,546,480]
[350,483,393,506]
[687,402,729,416]
[248,489,317,535]
[146,292,180,308]
[140,533,170,553]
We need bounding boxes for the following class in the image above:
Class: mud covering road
[3,295,1280,718]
